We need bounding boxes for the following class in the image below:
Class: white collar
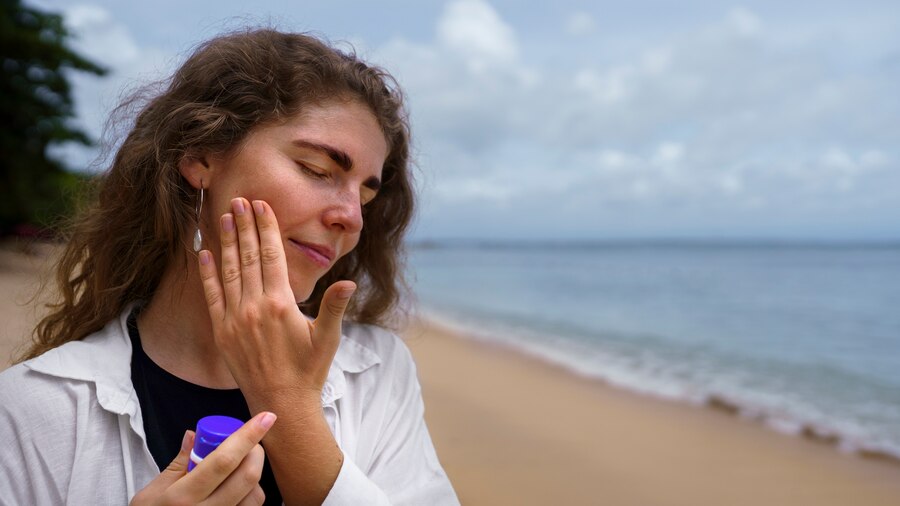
[24,303,381,417]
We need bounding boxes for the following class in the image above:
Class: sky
[34,0,900,241]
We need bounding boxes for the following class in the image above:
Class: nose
[325,190,363,234]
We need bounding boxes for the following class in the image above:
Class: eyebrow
[291,139,381,191]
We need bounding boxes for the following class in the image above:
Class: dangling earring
[193,179,205,252]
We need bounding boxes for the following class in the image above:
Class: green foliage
[0,0,106,237]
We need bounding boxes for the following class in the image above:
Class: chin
[292,286,316,305]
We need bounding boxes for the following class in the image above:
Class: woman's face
[201,100,388,302]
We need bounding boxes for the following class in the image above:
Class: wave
[417,305,900,466]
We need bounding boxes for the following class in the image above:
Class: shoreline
[403,315,900,505]
[416,314,900,467]
[413,308,900,466]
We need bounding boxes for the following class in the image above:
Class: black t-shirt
[128,310,283,505]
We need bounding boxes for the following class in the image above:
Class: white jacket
[0,306,458,505]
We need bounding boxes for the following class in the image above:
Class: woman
[0,29,458,505]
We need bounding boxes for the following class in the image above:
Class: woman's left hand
[197,197,355,415]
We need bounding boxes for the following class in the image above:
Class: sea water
[407,242,900,459]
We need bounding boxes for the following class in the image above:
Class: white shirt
[0,306,459,505]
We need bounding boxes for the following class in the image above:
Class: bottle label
[187,449,204,472]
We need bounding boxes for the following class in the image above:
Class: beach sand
[2,243,900,505]
[0,243,55,368]
[404,319,900,505]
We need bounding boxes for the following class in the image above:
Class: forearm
[249,394,343,505]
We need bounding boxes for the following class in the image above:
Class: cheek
[199,201,228,249]
[267,185,323,220]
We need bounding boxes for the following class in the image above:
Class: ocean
[407,241,900,460]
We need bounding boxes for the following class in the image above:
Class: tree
[1,0,106,237]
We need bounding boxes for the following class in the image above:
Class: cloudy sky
[35,0,900,241]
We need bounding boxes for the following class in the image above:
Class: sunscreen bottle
[188,415,244,472]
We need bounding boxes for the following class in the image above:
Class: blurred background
[11,0,900,242]
[2,0,900,503]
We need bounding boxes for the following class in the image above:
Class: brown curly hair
[21,29,414,361]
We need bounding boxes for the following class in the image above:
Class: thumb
[132,430,193,504]
[314,280,356,346]
[159,430,194,482]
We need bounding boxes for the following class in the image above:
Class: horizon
[408,236,900,247]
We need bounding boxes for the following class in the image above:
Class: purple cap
[188,415,244,471]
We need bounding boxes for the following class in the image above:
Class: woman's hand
[130,411,276,506]
[196,197,351,502]
[197,197,355,415]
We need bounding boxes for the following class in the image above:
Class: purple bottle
[188,415,244,472]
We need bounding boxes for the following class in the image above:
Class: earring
[193,179,205,252]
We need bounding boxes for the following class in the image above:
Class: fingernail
[181,430,193,452]
[252,200,264,215]
[222,214,234,232]
[232,198,245,215]
[258,412,277,430]
[199,250,211,265]
[338,286,356,299]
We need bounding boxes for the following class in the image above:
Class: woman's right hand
[130,411,277,506]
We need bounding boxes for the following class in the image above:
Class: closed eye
[297,162,328,179]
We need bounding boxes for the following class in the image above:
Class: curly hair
[21,29,414,361]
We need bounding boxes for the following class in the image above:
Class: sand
[403,319,900,505]
[0,242,56,367]
[2,243,900,505]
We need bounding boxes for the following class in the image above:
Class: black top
[128,310,283,505]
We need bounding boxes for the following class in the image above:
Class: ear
[178,153,211,190]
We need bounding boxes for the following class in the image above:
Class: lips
[288,239,335,268]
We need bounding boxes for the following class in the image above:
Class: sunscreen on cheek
[188,415,244,471]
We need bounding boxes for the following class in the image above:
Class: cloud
[372,3,899,239]
[378,2,538,154]
[573,66,633,104]
[436,0,518,72]
[43,0,899,239]
[50,3,172,171]
[565,11,595,37]
[726,7,763,37]
[65,5,140,66]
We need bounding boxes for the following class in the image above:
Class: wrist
[245,386,323,422]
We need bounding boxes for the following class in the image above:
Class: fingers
[199,250,225,323]
[218,210,243,307]
[314,281,356,351]
[201,198,276,321]
[169,411,276,501]
[251,200,292,299]
[236,485,266,506]
[203,445,265,505]
[232,197,264,298]
[161,430,194,479]
[217,198,283,306]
